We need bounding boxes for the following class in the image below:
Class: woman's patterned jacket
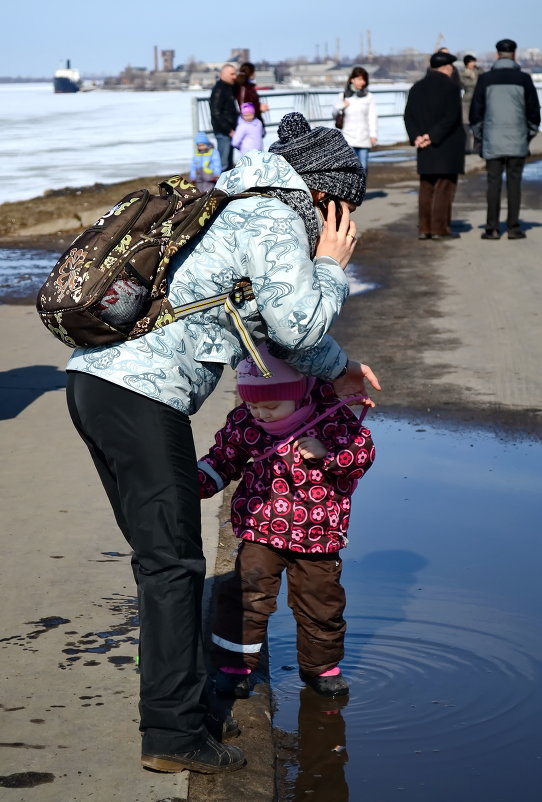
[67,151,352,416]
[198,381,375,554]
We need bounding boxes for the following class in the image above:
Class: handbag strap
[253,395,369,462]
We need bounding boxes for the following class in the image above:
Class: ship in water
[53,60,81,93]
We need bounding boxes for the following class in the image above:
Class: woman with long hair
[234,61,269,127]
[334,66,378,174]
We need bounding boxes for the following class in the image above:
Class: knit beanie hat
[269,112,366,206]
[237,342,307,403]
[241,102,255,114]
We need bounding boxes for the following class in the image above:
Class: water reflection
[271,417,542,802]
[284,688,349,802]
[523,159,542,181]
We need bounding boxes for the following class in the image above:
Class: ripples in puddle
[270,417,542,801]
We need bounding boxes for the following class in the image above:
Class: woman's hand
[315,201,358,269]
[294,437,327,460]
[333,361,381,407]
[343,99,350,107]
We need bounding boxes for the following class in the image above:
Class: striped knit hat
[269,112,366,206]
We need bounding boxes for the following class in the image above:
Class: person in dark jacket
[210,63,238,171]
[404,51,465,239]
[461,55,483,153]
[470,39,541,240]
[234,61,269,131]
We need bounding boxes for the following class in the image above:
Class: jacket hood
[216,150,312,197]
[194,131,212,145]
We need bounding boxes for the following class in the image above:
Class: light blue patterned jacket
[67,151,351,416]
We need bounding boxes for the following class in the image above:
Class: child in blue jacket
[189,131,222,191]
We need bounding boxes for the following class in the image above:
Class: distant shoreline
[0,152,416,251]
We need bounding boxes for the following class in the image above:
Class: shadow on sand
[0,364,66,420]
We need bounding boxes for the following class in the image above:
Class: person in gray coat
[470,39,541,240]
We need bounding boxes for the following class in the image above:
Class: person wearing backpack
[65,112,380,775]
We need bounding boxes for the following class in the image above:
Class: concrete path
[1,136,540,801]
[352,135,542,419]
[0,304,236,801]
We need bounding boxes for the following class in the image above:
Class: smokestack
[154,45,158,72]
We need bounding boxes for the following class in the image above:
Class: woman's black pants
[66,371,207,754]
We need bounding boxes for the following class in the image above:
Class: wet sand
[1,136,541,801]
[335,144,542,437]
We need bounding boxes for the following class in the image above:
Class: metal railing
[192,87,410,139]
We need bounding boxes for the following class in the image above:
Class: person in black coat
[210,63,238,171]
[404,51,466,239]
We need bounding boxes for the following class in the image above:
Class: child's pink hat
[240,102,255,114]
[237,342,307,403]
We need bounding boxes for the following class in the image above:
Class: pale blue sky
[3,0,541,77]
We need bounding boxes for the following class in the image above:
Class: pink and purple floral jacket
[198,381,375,554]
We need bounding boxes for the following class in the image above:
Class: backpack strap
[168,278,272,378]
[160,187,272,374]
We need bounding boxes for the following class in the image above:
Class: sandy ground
[1,136,541,801]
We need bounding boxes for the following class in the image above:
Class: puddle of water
[370,148,415,164]
[347,261,381,297]
[270,416,542,802]
[347,274,379,296]
[523,159,542,182]
[0,248,59,300]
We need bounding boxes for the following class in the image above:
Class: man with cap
[470,39,540,240]
[404,51,465,240]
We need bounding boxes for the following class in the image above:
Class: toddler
[189,131,222,192]
[198,343,375,698]
[231,102,264,156]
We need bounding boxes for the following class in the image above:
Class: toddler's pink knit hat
[240,102,255,114]
[237,342,307,403]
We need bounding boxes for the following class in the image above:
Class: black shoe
[213,670,251,699]
[206,710,241,741]
[141,734,245,774]
[481,229,501,240]
[418,233,432,240]
[507,229,526,240]
[299,670,349,697]
[432,232,460,239]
